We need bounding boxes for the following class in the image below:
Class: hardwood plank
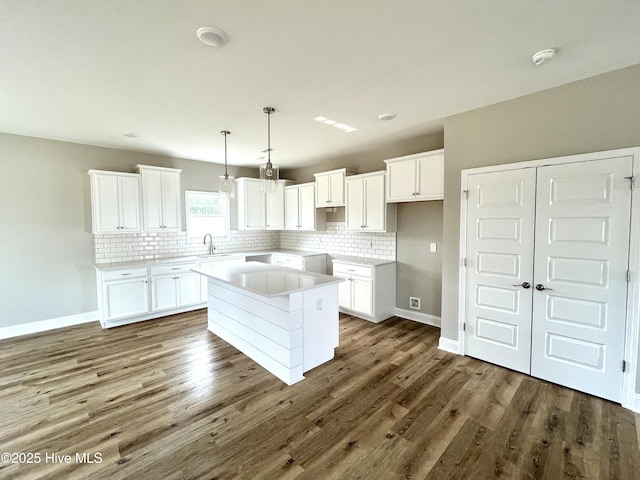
[0,312,638,479]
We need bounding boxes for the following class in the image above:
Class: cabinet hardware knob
[122,273,132,276]
[535,284,553,291]
[512,282,531,289]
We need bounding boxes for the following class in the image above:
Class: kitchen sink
[198,253,232,258]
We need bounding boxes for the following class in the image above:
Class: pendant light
[259,106,280,193]
[218,130,235,199]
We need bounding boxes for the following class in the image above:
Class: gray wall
[441,63,640,394]
[283,132,444,317]
[0,133,254,328]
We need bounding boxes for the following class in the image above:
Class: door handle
[512,282,531,289]
[535,284,553,291]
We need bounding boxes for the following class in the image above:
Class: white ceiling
[2,1,640,168]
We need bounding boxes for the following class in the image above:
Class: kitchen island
[192,261,343,385]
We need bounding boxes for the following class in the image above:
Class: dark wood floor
[0,310,638,479]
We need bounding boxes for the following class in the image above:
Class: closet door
[530,157,632,402]
[464,168,537,374]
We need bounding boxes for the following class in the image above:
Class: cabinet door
[363,174,385,231]
[103,278,149,320]
[266,181,285,229]
[152,275,177,311]
[176,273,200,307]
[284,186,299,229]
[160,171,181,230]
[141,169,164,231]
[315,174,330,206]
[334,273,352,309]
[243,179,266,229]
[345,178,364,230]
[92,174,121,233]
[298,184,316,230]
[118,175,142,232]
[329,172,345,205]
[352,277,373,316]
[416,153,444,200]
[386,159,416,202]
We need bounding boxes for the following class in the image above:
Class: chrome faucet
[203,234,215,255]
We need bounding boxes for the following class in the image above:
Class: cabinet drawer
[332,262,373,278]
[102,267,148,281]
[150,263,197,276]
[273,254,304,268]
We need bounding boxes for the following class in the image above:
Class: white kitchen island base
[194,262,341,385]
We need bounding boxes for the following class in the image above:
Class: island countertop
[192,261,343,298]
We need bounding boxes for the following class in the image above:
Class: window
[185,190,229,239]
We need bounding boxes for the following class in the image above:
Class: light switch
[430,243,437,253]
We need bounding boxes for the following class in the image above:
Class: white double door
[465,156,632,402]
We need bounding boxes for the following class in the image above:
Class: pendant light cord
[221,130,230,179]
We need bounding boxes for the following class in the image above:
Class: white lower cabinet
[102,276,150,321]
[271,253,327,274]
[332,260,396,323]
[150,263,199,312]
[96,260,210,328]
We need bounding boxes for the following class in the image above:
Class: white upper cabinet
[313,168,355,207]
[384,149,444,202]
[345,171,396,232]
[137,165,182,231]
[88,170,142,234]
[266,180,291,230]
[284,183,326,231]
[236,178,266,230]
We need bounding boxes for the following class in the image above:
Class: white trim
[622,154,640,410]
[459,146,640,411]
[438,337,459,355]
[0,311,98,340]
[394,307,441,328]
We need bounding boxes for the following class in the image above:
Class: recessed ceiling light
[197,27,228,47]
[532,49,556,66]
[123,132,140,138]
[378,113,396,121]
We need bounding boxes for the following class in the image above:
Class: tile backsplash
[94,222,395,264]
[280,222,395,260]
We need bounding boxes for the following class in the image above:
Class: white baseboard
[394,308,441,328]
[0,311,98,340]
[438,337,460,355]
[632,393,640,413]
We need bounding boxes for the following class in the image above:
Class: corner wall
[441,63,640,393]
[0,133,254,328]
[283,131,445,317]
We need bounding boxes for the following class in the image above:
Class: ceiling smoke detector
[197,27,228,47]
[532,49,556,66]
[378,113,396,121]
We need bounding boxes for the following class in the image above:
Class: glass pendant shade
[218,130,235,199]
[218,173,235,199]
[260,106,279,193]
[259,161,279,193]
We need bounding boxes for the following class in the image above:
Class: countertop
[192,261,344,298]
[94,249,328,272]
[330,255,396,267]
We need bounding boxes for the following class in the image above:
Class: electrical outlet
[410,297,420,310]
[430,243,437,253]
[316,298,323,310]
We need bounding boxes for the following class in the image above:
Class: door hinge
[463,323,466,332]
[627,270,631,283]
[463,190,469,199]
[463,258,468,267]
[622,360,626,372]
[625,176,635,190]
